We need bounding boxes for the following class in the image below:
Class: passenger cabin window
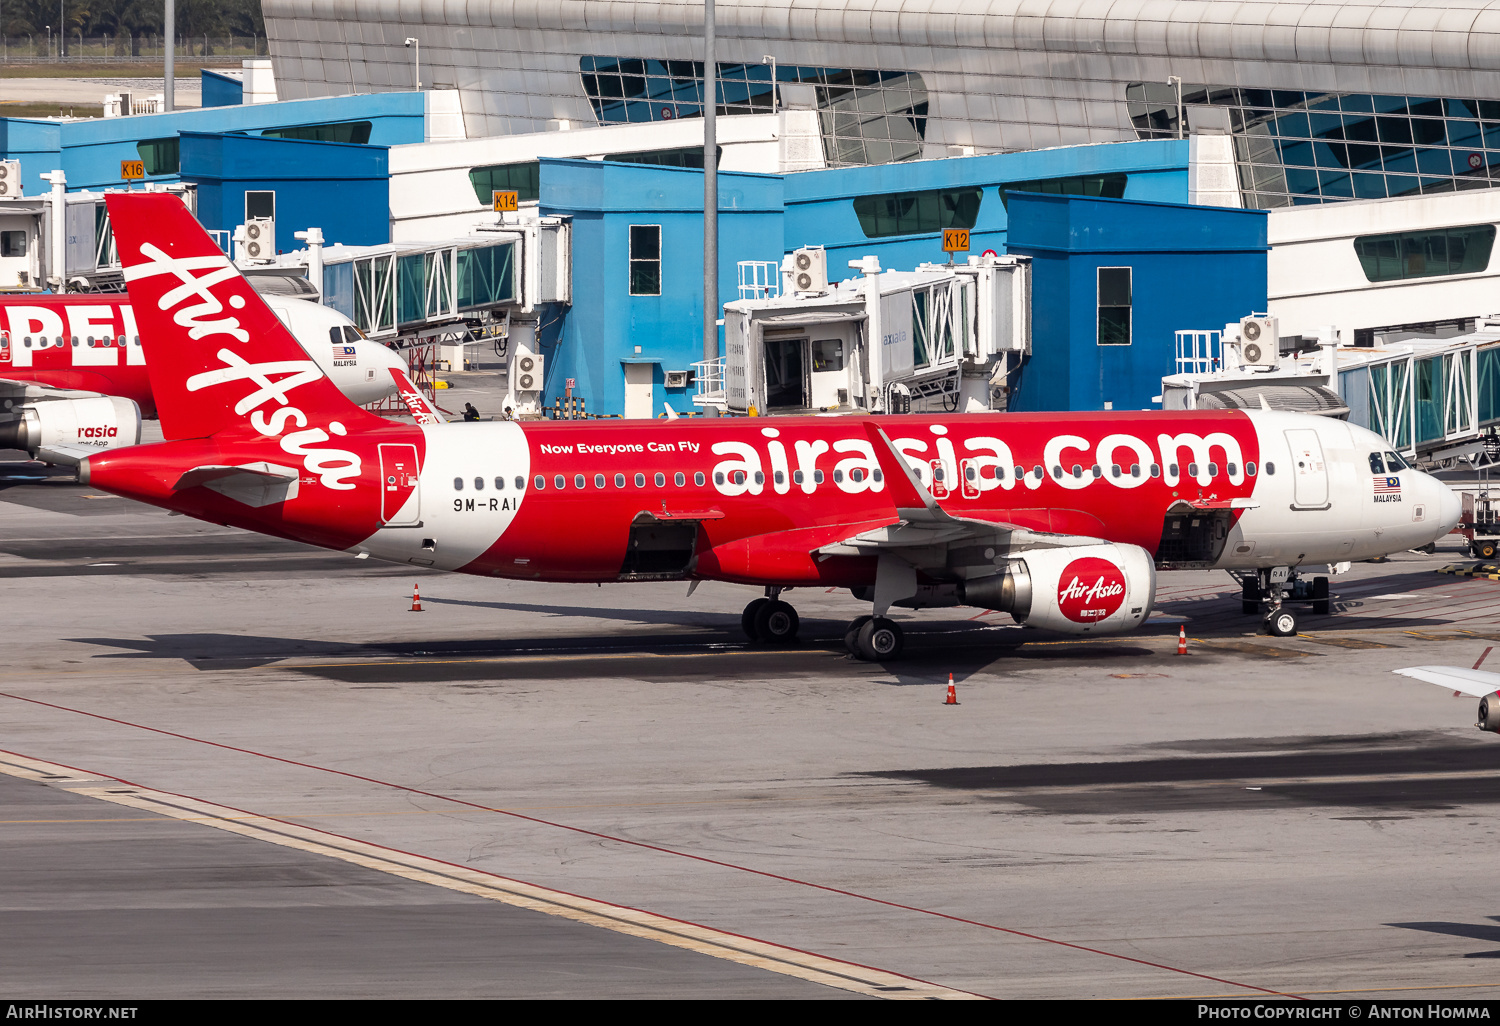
[694,472,705,486]
[554,475,565,489]
[453,477,464,490]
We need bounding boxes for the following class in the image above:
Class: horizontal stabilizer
[1393,665,1500,699]
[174,462,300,508]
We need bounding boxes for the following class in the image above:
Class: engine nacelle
[1479,694,1500,733]
[960,542,1157,635]
[0,395,142,457]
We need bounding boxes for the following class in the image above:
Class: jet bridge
[700,252,1030,416]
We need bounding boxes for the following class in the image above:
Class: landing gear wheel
[853,617,904,661]
[754,600,799,643]
[1311,576,1330,616]
[741,598,770,642]
[1267,608,1298,637]
[843,615,873,654]
[1241,577,1259,616]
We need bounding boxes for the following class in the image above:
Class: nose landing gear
[1237,568,1330,636]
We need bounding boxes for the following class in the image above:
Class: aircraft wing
[813,422,1108,557]
[0,377,108,401]
[1392,666,1500,699]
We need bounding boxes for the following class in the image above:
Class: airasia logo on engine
[79,426,118,438]
[1056,557,1127,623]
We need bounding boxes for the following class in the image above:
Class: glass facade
[261,120,373,144]
[1353,225,1496,282]
[580,57,928,168]
[1129,84,1500,208]
[852,187,981,239]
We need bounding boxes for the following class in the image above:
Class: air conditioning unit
[791,246,828,294]
[243,217,275,261]
[664,370,690,388]
[512,347,544,392]
[0,161,20,198]
[1238,315,1279,368]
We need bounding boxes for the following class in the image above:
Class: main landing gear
[1238,568,1330,637]
[741,588,800,644]
[842,615,903,661]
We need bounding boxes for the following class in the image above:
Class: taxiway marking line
[0,750,975,1001]
[0,700,1302,1000]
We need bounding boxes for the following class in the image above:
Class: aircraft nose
[1435,479,1462,534]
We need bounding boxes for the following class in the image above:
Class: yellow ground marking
[0,751,977,1000]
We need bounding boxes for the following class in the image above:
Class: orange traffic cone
[945,673,958,705]
[1177,625,1187,655]
[410,583,423,612]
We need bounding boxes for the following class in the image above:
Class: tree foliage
[2,0,265,38]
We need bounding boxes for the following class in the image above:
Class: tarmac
[3,419,1500,998]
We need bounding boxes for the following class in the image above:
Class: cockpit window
[1384,451,1408,472]
[1368,452,1385,474]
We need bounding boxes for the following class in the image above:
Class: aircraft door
[1284,428,1330,509]
[379,443,421,526]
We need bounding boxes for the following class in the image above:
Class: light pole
[405,37,420,90]
[703,1,717,412]
[164,0,174,111]
[1167,75,1183,140]
[761,54,776,114]
[57,0,62,57]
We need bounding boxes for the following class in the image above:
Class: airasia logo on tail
[1057,557,1127,623]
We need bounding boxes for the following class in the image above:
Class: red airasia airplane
[77,193,1462,660]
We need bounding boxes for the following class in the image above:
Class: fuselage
[84,407,1462,589]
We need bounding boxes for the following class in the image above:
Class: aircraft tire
[755,600,799,643]
[1267,608,1298,637]
[1480,541,1497,561]
[741,598,770,642]
[855,617,904,661]
[844,615,873,654]
[1311,576,1330,615]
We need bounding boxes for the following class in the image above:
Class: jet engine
[960,542,1157,634]
[1479,694,1500,733]
[0,395,142,457]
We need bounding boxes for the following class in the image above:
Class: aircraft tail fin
[106,193,365,441]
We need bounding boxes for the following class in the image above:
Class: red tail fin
[106,193,363,440]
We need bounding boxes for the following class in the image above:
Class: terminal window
[998,174,1128,208]
[629,225,661,296]
[469,162,540,206]
[852,187,982,239]
[1353,225,1496,282]
[136,137,179,176]
[1097,267,1132,346]
[261,121,372,144]
[605,146,722,168]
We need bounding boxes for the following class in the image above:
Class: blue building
[181,131,391,253]
[537,158,784,416]
[1004,192,1269,413]
[0,91,428,194]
